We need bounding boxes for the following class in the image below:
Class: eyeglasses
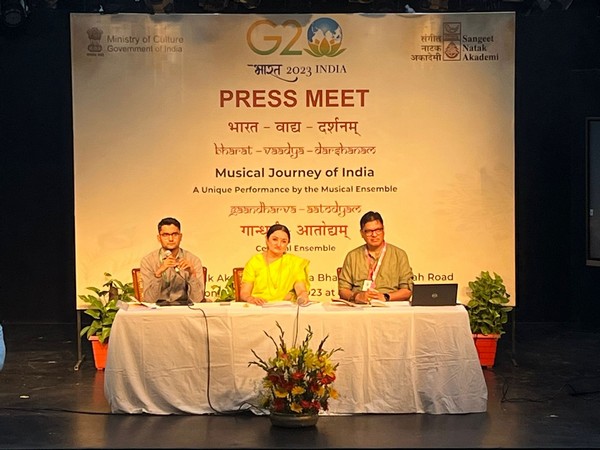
[362,228,384,237]
[159,232,181,239]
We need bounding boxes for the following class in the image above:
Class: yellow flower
[274,387,288,398]
[290,402,303,413]
[304,353,319,370]
[274,358,286,369]
[329,388,339,399]
[291,386,306,396]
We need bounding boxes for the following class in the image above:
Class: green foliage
[467,271,513,336]
[211,275,235,302]
[79,272,135,343]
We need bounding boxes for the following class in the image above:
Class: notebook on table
[410,283,458,306]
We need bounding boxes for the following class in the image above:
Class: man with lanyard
[140,217,205,305]
[338,211,413,304]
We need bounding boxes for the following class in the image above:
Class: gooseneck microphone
[160,249,190,305]
[163,250,179,272]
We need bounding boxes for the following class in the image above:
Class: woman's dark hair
[360,211,383,230]
[266,223,291,242]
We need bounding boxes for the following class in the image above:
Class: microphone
[163,250,179,272]
[159,250,189,306]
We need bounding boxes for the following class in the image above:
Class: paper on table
[260,300,316,308]
[368,299,390,307]
[140,302,159,309]
[117,300,159,310]
[330,298,389,307]
[330,298,362,307]
[261,301,295,308]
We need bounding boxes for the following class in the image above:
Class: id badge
[362,280,372,291]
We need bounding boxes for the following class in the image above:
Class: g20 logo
[247,17,346,58]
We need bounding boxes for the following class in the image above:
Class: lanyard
[364,242,386,288]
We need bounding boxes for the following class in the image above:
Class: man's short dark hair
[158,217,181,232]
[360,211,383,230]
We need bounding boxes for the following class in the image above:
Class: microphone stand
[174,267,192,305]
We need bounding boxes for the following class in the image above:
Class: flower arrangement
[249,322,342,415]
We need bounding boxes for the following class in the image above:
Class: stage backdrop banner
[71,12,515,308]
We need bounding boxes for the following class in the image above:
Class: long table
[104,302,487,415]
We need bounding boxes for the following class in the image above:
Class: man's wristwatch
[383,293,391,302]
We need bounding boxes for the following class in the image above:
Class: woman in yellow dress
[240,224,310,305]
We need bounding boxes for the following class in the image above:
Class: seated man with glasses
[338,211,413,304]
[140,217,205,305]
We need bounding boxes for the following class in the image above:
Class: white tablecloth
[104,302,487,415]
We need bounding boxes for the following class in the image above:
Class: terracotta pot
[89,336,109,370]
[269,412,319,428]
[473,333,499,368]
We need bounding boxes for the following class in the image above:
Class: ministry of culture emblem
[87,27,103,53]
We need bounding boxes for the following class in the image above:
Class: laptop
[410,283,458,306]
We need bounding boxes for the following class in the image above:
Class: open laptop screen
[410,283,458,306]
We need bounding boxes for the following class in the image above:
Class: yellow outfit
[242,253,310,302]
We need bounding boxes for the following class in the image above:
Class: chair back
[132,268,143,301]
[233,267,244,301]
[131,266,208,302]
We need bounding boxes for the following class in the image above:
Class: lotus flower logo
[305,18,346,58]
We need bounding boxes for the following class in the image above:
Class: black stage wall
[1,0,599,328]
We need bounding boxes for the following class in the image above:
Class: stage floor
[1,321,600,448]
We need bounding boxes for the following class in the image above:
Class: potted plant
[466,271,513,368]
[79,272,135,369]
[249,322,342,428]
[211,275,235,302]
